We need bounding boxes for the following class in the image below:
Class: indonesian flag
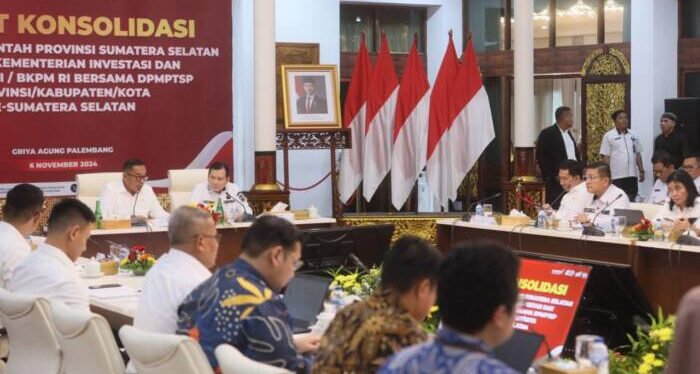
[390,38,430,210]
[425,34,459,209]
[363,33,399,201]
[427,37,495,208]
[338,34,373,204]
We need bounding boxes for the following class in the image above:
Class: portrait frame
[281,64,342,129]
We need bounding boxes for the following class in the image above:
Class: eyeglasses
[583,175,602,181]
[682,165,699,171]
[126,173,149,181]
[196,233,222,243]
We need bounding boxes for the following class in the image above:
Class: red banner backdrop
[515,258,591,359]
[0,0,232,196]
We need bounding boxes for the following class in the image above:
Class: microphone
[464,192,502,221]
[549,189,568,208]
[233,192,255,222]
[130,190,146,227]
[582,193,623,237]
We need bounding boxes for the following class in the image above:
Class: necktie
[306,97,312,113]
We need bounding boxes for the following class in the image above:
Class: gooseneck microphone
[464,192,503,221]
[232,191,256,222]
[549,189,568,208]
[582,193,623,237]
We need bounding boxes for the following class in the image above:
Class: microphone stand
[582,193,623,237]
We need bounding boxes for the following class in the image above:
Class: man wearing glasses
[99,158,169,221]
[682,155,700,193]
[576,162,630,226]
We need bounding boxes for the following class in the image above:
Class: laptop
[282,274,332,334]
[493,330,544,373]
[613,209,644,226]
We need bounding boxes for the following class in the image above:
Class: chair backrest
[168,169,209,210]
[630,202,662,222]
[75,172,123,211]
[119,325,214,374]
[50,300,125,374]
[0,290,62,374]
[215,344,293,374]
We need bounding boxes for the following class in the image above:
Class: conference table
[437,219,700,313]
[86,217,337,267]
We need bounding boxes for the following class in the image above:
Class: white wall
[631,0,678,198]
[273,0,462,216]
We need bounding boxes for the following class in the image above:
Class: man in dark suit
[536,106,581,209]
[296,77,328,114]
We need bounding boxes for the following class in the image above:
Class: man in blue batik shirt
[176,216,320,373]
[380,240,521,374]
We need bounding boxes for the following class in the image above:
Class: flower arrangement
[628,218,655,241]
[609,309,675,374]
[119,245,156,275]
[328,266,439,332]
[195,202,221,223]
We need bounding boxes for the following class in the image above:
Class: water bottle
[588,341,609,374]
[475,203,484,216]
[94,200,103,229]
[537,210,547,228]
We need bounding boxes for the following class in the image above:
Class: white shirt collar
[557,124,569,134]
[0,221,30,248]
[36,243,75,270]
[166,248,212,276]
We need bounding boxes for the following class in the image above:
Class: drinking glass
[483,204,493,217]
[612,216,626,235]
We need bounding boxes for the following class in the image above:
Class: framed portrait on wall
[281,64,342,129]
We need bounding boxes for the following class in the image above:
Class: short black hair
[122,158,145,171]
[241,215,302,257]
[684,154,700,166]
[381,235,442,294]
[47,198,95,233]
[611,109,626,120]
[667,170,700,210]
[558,160,584,178]
[2,184,44,222]
[586,161,611,180]
[208,162,230,178]
[438,240,520,334]
[651,151,675,167]
[555,106,572,122]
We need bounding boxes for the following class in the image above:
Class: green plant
[609,308,675,374]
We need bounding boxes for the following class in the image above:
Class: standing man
[99,159,169,221]
[682,155,700,192]
[646,151,675,205]
[8,199,95,311]
[599,110,645,201]
[189,162,253,222]
[654,112,689,169]
[0,184,44,288]
[296,77,328,114]
[536,106,580,209]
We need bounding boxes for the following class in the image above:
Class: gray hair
[168,206,212,246]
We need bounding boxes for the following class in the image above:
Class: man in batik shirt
[313,236,442,373]
[177,216,319,373]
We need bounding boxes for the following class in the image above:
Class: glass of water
[612,216,627,235]
[483,204,493,217]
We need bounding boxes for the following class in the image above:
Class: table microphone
[582,193,623,237]
[549,189,568,208]
[232,192,256,222]
[464,192,502,221]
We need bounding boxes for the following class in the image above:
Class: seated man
[646,151,675,205]
[379,240,521,373]
[134,206,218,335]
[554,160,591,223]
[576,162,630,226]
[0,184,44,288]
[189,162,253,222]
[99,158,169,221]
[177,216,320,372]
[313,235,442,373]
[8,199,95,311]
[682,154,700,192]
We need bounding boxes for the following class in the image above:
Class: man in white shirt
[0,184,44,288]
[576,162,630,226]
[554,160,592,223]
[600,110,645,202]
[646,151,675,205]
[99,158,169,221]
[133,206,218,335]
[682,155,700,193]
[189,162,253,222]
[8,199,95,311]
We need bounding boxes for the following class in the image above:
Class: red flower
[128,251,137,262]
[131,245,146,252]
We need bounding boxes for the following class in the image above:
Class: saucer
[81,272,104,279]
